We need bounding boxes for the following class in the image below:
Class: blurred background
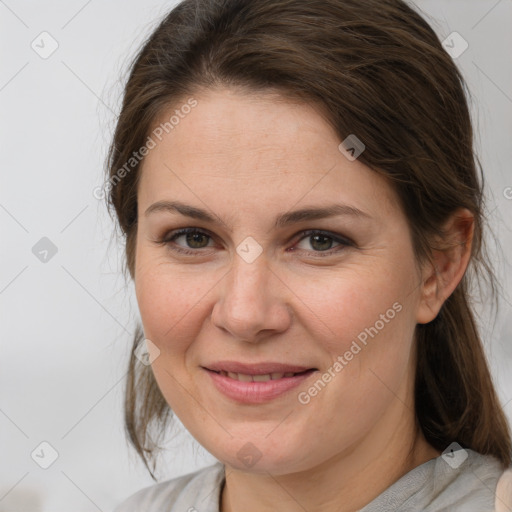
[1,0,511,510]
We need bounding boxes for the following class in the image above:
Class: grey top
[113,449,510,511]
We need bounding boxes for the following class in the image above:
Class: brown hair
[104,0,511,478]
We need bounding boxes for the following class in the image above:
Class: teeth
[252,374,272,382]
[219,371,299,381]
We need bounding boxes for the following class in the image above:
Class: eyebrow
[144,200,371,229]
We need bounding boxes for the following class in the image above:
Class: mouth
[208,368,315,382]
[201,363,318,404]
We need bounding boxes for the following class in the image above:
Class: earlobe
[416,208,474,325]
[415,263,439,324]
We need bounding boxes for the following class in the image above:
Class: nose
[211,253,292,343]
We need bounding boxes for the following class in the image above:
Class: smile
[203,367,318,404]
[215,370,306,381]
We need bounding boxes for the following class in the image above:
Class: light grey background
[1,0,511,510]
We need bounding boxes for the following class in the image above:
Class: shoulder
[426,448,509,511]
[495,467,512,512]
[113,462,225,512]
[362,448,509,512]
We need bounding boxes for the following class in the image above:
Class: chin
[209,437,314,475]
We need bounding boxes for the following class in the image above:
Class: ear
[416,208,474,324]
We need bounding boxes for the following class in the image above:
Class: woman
[107,0,512,510]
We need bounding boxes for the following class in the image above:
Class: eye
[155,227,353,258]
[292,229,353,257]
[159,228,215,255]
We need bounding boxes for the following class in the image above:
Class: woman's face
[134,87,429,475]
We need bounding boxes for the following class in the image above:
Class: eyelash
[155,227,354,258]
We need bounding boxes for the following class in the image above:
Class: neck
[220,401,440,512]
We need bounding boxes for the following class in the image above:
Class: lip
[203,361,315,375]
[202,362,318,404]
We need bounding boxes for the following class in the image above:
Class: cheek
[289,263,418,411]
[286,262,416,354]
[134,255,209,353]
[133,261,212,414]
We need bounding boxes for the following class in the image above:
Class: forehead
[137,88,398,222]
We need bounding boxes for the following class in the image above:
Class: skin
[133,86,473,511]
